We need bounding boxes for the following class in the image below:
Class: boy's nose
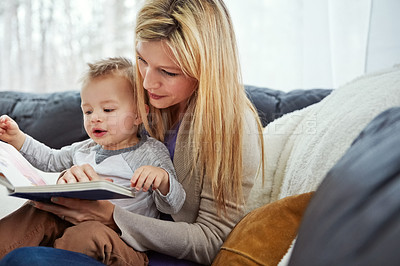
[91,113,102,123]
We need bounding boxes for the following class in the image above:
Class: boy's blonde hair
[81,57,136,95]
[135,0,264,213]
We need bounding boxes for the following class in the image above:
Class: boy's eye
[85,111,92,115]
[104,109,114,113]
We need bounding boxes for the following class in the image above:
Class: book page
[0,141,47,187]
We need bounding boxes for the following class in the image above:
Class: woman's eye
[104,109,114,113]
[137,56,146,64]
[85,111,92,115]
[162,70,178,77]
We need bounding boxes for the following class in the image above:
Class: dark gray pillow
[289,107,400,266]
[0,91,88,149]
[245,85,331,127]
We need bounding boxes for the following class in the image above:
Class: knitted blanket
[247,64,400,212]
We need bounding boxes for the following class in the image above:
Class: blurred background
[0,0,399,93]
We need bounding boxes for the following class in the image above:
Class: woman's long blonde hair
[135,0,264,212]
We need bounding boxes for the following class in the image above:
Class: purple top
[163,121,181,161]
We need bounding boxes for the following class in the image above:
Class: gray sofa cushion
[245,85,331,127]
[0,91,87,149]
[289,107,400,266]
[0,87,331,148]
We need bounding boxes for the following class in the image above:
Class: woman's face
[136,40,197,114]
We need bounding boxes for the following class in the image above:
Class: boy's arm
[127,138,186,214]
[147,143,186,214]
[152,165,186,214]
[0,115,26,150]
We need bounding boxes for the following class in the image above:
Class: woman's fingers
[32,198,116,228]
[33,198,88,225]
[32,200,70,218]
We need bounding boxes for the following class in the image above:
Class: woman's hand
[57,164,101,184]
[32,197,119,231]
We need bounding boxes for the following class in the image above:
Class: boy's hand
[131,165,170,195]
[0,115,26,150]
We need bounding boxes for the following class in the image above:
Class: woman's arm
[114,115,261,264]
[114,157,258,264]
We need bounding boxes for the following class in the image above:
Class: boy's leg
[0,202,70,259]
[54,221,148,266]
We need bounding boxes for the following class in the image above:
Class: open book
[0,141,135,201]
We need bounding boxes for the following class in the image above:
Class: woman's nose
[142,68,161,90]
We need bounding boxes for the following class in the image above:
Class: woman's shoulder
[243,106,262,136]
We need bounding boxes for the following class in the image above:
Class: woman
[0,0,264,265]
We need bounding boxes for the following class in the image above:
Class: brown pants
[0,203,148,266]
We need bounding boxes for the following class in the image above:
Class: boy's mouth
[93,129,107,137]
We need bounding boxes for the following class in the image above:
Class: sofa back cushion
[0,87,331,149]
[0,91,87,149]
[245,85,331,127]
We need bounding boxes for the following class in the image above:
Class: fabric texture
[0,87,330,148]
[247,65,400,212]
[0,247,105,266]
[113,108,262,265]
[0,91,87,149]
[212,192,313,266]
[245,85,331,127]
[288,107,400,266]
[0,204,148,265]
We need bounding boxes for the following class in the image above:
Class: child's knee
[54,221,126,264]
[54,221,110,251]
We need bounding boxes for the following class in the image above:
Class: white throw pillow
[247,64,400,212]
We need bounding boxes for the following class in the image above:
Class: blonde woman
[0,0,264,265]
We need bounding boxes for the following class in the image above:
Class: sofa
[0,85,330,216]
[0,64,399,265]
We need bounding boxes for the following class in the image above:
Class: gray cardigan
[113,108,262,264]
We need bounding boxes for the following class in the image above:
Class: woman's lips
[148,91,164,100]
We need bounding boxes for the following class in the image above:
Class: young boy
[0,57,185,263]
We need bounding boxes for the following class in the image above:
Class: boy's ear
[134,113,143,125]
[134,104,149,125]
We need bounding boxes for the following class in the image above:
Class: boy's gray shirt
[20,134,185,216]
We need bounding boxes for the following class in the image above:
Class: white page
[0,141,47,187]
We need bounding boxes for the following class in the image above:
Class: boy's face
[81,75,141,150]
